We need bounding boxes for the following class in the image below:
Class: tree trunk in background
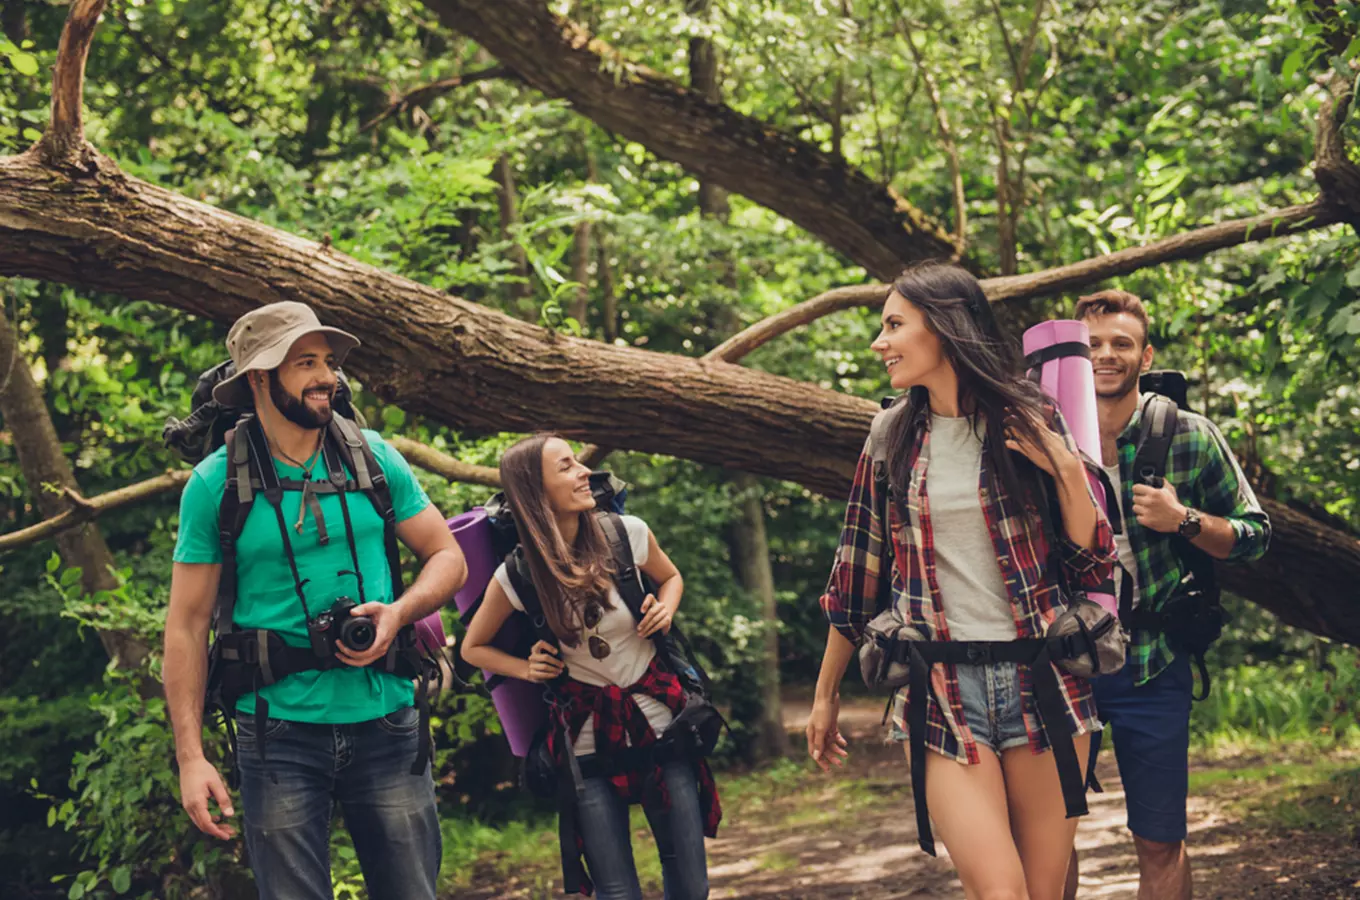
[0,302,149,673]
[730,473,786,759]
[495,154,534,317]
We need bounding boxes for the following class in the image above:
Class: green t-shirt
[173,428,431,724]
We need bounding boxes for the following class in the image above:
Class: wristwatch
[1177,508,1203,539]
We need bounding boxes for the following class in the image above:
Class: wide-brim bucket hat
[211,301,360,408]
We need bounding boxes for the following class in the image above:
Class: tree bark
[0,150,869,496]
[730,473,786,760]
[423,0,959,279]
[685,0,730,220]
[0,301,150,671]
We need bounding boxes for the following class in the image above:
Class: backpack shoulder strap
[215,418,261,634]
[507,547,561,649]
[328,418,404,600]
[1132,394,1179,485]
[596,511,649,621]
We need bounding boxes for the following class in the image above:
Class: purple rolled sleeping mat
[1023,319,1119,616]
[447,508,545,757]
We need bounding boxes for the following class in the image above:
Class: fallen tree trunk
[0,149,867,497]
[0,0,1355,648]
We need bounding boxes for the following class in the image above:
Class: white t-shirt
[494,514,673,756]
[1102,463,1140,609]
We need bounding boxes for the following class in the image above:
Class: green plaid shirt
[1117,397,1271,685]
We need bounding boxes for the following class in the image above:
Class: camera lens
[341,616,376,652]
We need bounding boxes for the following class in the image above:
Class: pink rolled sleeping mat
[448,508,545,757]
[1023,320,1119,616]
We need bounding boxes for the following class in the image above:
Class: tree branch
[37,0,107,165]
[421,0,960,279]
[387,436,502,487]
[0,470,191,553]
[898,17,966,251]
[360,66,512,132]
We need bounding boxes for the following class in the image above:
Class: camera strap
[245,419,314,626]
[325,437,369,606]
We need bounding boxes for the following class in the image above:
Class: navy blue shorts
[1091,653,1193,843]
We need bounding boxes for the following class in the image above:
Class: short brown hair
[1074,289,1150,344]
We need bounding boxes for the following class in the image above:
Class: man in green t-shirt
[164,302,466,900]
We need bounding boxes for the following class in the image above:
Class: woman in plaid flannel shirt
[461,435,717,900]
[807,264,1116,900]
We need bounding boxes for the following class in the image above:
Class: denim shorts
[956,661,1030,754]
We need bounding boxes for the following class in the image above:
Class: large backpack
[164,363,442,781]
[1122,380,1225,700]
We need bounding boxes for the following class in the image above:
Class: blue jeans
[235,706,441,900]
[955,661,1031,755]
[575,758,709,900]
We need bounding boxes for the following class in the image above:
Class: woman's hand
[523,640,565,683]
[805,694,849,772]
[637,593,676,638]
[1003,411,1079,478]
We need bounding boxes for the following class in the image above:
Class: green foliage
[1192,647,1360,747]
[38,679,243,900]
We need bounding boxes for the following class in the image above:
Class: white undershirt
[1102,462,1141,609]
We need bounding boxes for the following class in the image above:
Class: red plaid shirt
[820,404,1116,764]
[548,658,721,893]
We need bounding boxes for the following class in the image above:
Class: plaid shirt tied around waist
[820,404,1117,765]
[548,657,721,895]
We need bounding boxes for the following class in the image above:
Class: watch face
[1179,512,1202,537]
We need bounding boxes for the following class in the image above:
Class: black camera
[307,597,376,657]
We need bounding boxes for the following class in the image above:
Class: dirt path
[459,698,1360,899]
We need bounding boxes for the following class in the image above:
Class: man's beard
[1095,366,1141,400]
[268,370,334,429]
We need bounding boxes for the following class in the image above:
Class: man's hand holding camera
[335,601,408,667]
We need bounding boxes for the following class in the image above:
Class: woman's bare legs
[1003,734,1092,900]
[919,746,1028,900]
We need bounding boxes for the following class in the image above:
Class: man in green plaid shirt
[1065,291,1270,900]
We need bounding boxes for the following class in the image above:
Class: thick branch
[387,436,502,487]
[38,0,107,164]
[0,470,191,553]
[422,0,960,279]
[0,150,869,496]
[709,284,888,362]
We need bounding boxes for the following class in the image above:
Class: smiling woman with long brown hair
[807,263,1117,900]
[461,434,717,900]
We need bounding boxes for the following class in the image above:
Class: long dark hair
[499,434,615,647]
[884,263,1056,512]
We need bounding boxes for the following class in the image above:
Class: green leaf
[46,553,61,574]
[381,406,406,429]
[111,866,132,894]
[1281,47,1305,82]
[7,51,38,76]
[21,127,42,142]
[68,881,85,900]
[46,807,56,828]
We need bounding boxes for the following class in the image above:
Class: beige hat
[212,302,360,408]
